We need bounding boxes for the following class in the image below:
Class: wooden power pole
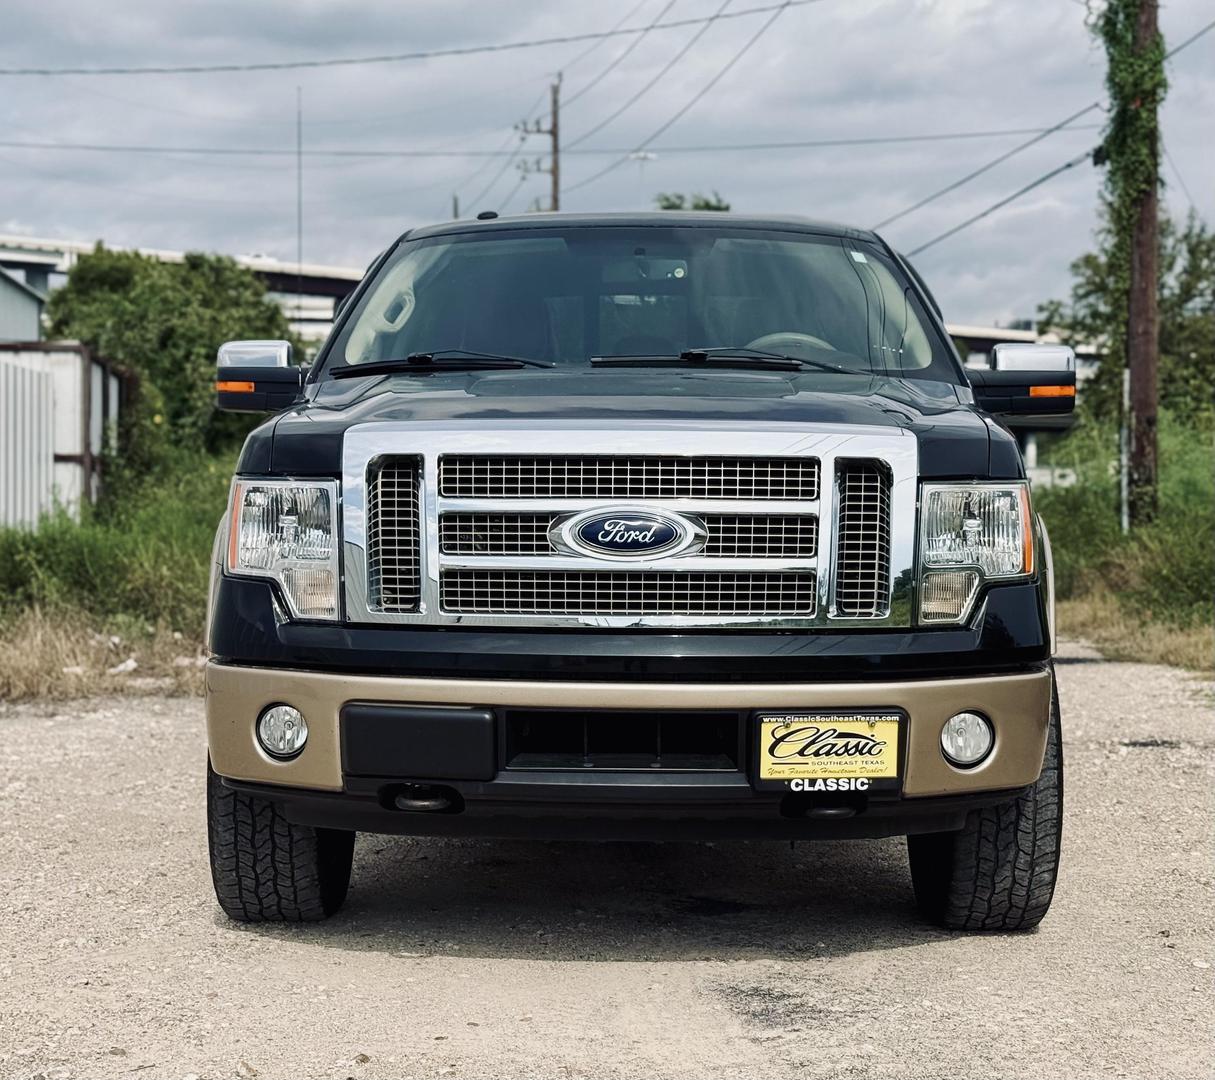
[518,74,562,212]
[548,73,561,212]
[1126,0,1161,523]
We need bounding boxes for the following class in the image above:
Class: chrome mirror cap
[992,343,1075,373]
[217,340,293,369]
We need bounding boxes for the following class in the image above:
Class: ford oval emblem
[553,508,704,560]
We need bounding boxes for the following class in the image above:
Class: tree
[655,191,731,211]
[47,246,298,461]
[1038,210,1214,426]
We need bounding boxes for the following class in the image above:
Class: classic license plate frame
[752,709,907,794]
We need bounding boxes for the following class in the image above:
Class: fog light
[257,704,308,759]
[940,711,993,767]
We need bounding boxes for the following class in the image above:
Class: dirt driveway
[1,640,1211,1080]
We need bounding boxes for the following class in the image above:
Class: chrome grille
[366,457,421,612]
[439,455,819,500]
[441,570,817,616]
[833,461,892,617]
[348,428,915,629]
[702,514,818,558]
[439,512,818,559]
[440,513,555,555]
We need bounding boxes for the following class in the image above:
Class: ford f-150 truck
[206,212,1074,930]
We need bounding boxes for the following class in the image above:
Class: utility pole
[452,193,460,219]
[549,73,560,211]
[295,86,303,327]
[518,73,561,211]
[1126,0,1159,523]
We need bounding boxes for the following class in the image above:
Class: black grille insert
[504,709,742,771]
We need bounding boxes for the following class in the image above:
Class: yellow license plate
[758,712,901,781]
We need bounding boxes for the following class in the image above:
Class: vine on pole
[1095,0,1166,523]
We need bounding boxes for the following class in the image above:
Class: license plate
[757,711,901,782]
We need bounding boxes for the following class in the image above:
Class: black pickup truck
[206,212,1074,931]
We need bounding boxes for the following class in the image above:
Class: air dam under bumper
[206,663,1053,837]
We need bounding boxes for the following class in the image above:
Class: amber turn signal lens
[215,380,256,393]
[1028,384,1075,398]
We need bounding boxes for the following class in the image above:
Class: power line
[1161,139,1196,211]
[0,125,1104,161]
[465,138,527,208]
[566,0,799,194]
[906,147,1095,256]
[563,0,659,106]
[0,1,825,77]
[1166,14,1215,58]
[449,85,550,212]
[871,102,1102,230]
[876,13,1215,233]
[559,0,652,72]
[564,0,680,111]
[566,0,733,151]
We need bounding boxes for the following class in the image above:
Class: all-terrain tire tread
[206,762,354,923]
[908,673,1063,931]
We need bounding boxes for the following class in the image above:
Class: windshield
[331,226,960,383]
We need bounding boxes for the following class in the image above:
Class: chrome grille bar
[439,512,818,559]
[441,570,817,616]
[439,455,819,501]
[366,457,422,613]
[832,461,893,618]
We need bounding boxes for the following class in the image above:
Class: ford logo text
[552,508,704,560]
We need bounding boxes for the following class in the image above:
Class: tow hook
[389,784,462,813]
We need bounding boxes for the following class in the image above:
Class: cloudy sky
[1,0,1210,323]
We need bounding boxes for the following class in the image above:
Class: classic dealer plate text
[757,711,901,781]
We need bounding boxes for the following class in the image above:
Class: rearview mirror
[968,343,1076,427]
[215,339,302,413]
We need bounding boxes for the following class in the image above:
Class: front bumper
[206,662,1053,838]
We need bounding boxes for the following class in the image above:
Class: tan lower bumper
[206,663,1052,798]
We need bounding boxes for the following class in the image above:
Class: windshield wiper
[591,348,851,374]
[680,346,855,374]
[330,349,554,378]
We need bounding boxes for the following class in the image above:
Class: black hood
[238,368,1022,480]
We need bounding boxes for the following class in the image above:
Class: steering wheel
[745,331,836,354]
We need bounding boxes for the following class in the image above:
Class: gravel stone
[0,638,1211,1079]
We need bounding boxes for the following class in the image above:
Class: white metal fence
[0,344,126,528]
[0,355,55,527]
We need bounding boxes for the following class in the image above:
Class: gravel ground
[1,640,1212,1080]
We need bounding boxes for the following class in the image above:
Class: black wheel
[207,761,355,922]
[907,673,1063,931]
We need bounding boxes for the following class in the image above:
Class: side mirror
[215,340,302,413]
[968,343,1076,427]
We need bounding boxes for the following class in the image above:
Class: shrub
[0,449,233,634]
[1037,413,1214,630]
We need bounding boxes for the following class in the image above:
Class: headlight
[918,482,1033,624]
[226,479,340,620]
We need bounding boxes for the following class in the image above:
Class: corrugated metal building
[0,267,44,342]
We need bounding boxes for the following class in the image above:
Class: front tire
[207,761,355,922]
[907,673,1063,931]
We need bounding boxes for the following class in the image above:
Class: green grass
[1036,413,1214,667]
[0,450,233,635]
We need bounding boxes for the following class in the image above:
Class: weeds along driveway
[0,641,1211,1080]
